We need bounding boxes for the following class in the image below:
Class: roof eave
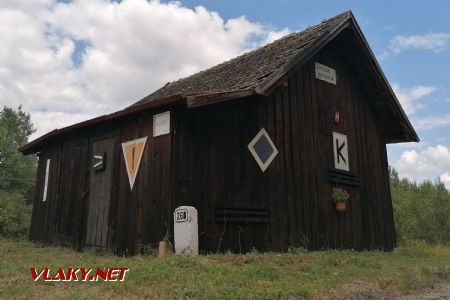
[255,12,352,96]
[346,14,419,143]
[19,94,185,155]
[186,89,255,108]
[255,11,418,144]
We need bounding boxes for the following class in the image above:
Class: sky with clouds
[1,0,450,188]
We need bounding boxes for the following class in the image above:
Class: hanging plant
[332,187,349,212]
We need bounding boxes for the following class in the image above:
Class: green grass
[0,239,449,299]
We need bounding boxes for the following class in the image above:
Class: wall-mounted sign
[335,111,340,124]
[42,159,50,202]
[93,152,106,172]
[122,137,147,190]
[315,62,337,85]
[153,111,170,137]
[333,132,349,171]
[248,128,278,172]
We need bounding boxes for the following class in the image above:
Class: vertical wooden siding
[55,139,89,248]
[309,46,395,250]
[29,44,395,253]
[171,45,395,252]
[29,145,62,244]
[113,112,172,254]
[84,135,117,247]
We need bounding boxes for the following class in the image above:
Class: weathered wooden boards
[85,136,116,248]
[170,45,395,252]
[29,42,396,253]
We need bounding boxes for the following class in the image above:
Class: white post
[174,206,198,255]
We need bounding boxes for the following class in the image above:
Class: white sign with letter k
[333,132,349,171]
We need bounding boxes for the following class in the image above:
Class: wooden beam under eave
[20,94,185,154]
[186,89,255,108]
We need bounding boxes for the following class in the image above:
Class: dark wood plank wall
[29,155,44,242]
[28,112,173,254]
[112,111,172,254]
[289,46,394,250]
[29,144,62,244]
[29,43,396,253]
[84,134,117,247]
[172,100,272,252]
[171,45,396,252]
[310,45,395,250]
[29,131,116,247]
[173,94,309,252]
[55,138,89,248]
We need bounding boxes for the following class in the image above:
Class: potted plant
[332,187,349,212]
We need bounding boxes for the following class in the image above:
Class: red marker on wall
[335,111,340,124]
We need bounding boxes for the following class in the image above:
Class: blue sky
[2,0,450,186]
[169,1,450,162]
[161,0,450,186]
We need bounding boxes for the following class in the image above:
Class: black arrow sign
[336,138,346,164]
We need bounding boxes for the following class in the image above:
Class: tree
[390,166,450,245]
[0,106,37,202]
[0,106,36,238]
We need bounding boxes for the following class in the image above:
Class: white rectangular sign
[153,111,170,137]
[333,132,349,171]
[42,159,50,202]
[315,62,337,85]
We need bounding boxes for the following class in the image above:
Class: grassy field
[0,239,449,299]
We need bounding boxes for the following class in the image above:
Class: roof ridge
[132,10,351,106]
[19,10,418,155]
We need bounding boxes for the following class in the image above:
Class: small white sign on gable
[315,62,337,85]
[333,132,349,171]
[153,111,170,137]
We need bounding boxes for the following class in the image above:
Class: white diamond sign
[248,128,278,172]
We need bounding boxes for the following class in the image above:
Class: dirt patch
[317,281,401,299]
[318,281,450,299]
[402,282,450,300]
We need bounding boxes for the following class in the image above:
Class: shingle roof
[132,11,351,106]
[20,10,419,155]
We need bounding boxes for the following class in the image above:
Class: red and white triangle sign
[121,136,147,190]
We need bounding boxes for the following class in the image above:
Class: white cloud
[0,0,289,140]
[394,145,450,184]
[261,27,291,44]
[440,173,450,189]
[30,110,97,138]
[390,32,450,53]
[390,141,427,149]
[414,114,450,130]
[391,83,436,115]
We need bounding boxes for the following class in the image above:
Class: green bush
[390,167,450,245]
[0,106,37,204]
[0,192,32,238]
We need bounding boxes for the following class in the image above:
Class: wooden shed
[21,11,418,254]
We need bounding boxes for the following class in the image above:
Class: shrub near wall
[0,192,31,238]
[390,167,450,245]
